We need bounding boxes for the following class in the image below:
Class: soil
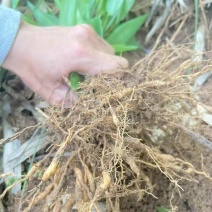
[117,58,212,212]
[118,10,212,207]
[0,2,212,212]
[120,132,212,212]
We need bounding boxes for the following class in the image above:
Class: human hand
[2,21,128,106]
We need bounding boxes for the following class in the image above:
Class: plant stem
[194,0,199,43]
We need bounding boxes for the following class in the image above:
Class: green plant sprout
[6,177,20,188]
[70,72,85,91]
[156,206,171,212]
[11,0,20,9]
[27,0,149,90]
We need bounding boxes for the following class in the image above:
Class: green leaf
[76,10,85,25]
[27,0,147,55]
[116,0,135,22]
[104,14,117,33]
[59,0,78,26]
[86,17,103,37]
[6,177,20,188]
[96,0,107,16]
[70,72,85,91]
[27,1,59,26]
[78,0,95,19]
[88,0,96,9]
[81,4,91,20]
[22,15,39,25]
[106,14,149,45]
[106,0,124,16]
[112,44,139,53]
[54,0,61,9]
[156,206,171,212]
[11,0,20,9]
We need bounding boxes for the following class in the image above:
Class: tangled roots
[21,46,212,211]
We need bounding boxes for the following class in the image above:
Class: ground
[118,52,212,212]
[120,126,212,212]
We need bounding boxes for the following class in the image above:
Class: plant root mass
[8,46,212,212]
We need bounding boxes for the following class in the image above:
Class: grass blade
[116,0,135,22]
[106,14,149,45]
[86,17,103,37]
[27,1,59,26]
[22,15,38,25]
[156,206,170,212]
[81,4,91,20]
[11,0,20,9]
[78,0,95,19]
[59,0,78,26]
[54,0,61,9]
[112,44,139,53]
[106,0,124,16]
[96,0,106,16]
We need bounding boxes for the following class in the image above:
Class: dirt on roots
[4,45,212,212]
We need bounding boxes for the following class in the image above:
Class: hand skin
[2,21,128,106]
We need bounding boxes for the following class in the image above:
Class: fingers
[46,84,77,107]
[90,34,115,55]
[22,75,77,107]
[74,50,129,76]
[70,25,129,75]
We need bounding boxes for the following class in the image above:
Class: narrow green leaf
[59,0,78,26]
[78,0,95,19]
[22,15,39,25]
[116,0,135,22]
[106,0,124,16]
[54,0,61,9]
[128,37,139,46]
[106,14,149,45]
[104,14,117,33]
[96,0,106,16]
[27,1,59,26]
[86,17,103,37]
[76,10,85,25]
[88,0,96,9]
[11,0,20,9]
[156,206,171,212]
[81,4,91,20]
[112,44,139,53]
[70,72,85,91]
